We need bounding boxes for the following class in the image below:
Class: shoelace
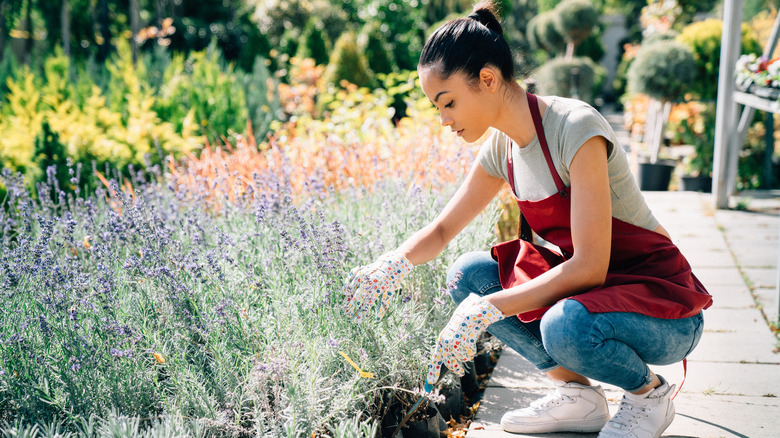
[607,398,648,430]
[529,390,574,410]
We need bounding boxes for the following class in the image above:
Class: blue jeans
[447,251,704,392]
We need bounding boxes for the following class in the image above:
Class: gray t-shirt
[478,96,658,231]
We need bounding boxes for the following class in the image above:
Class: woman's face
[418,67,494,143]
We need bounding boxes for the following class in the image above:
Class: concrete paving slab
[704,284,758,309]
[664,393,780,438]
[742,268,778,289]
[690,267,747,288]
[652,361,780,396]
[689,329,779,364]
[752,287,780,324]
[681,250,735,269]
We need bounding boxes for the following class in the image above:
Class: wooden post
[713,0,744,208]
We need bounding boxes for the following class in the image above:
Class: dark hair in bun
[419,0,514,83]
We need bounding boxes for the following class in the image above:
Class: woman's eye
[444,101,453,109]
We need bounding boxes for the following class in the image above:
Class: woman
[342,2,712,436]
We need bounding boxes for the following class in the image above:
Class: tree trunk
[97,0,111,62]
[565,41,575,60]
[24,0,33,65]
[155,0,164,27]
[649,100,672,164]
[129,0,139,65]
[0,0,8,61]
[61,0,71,57]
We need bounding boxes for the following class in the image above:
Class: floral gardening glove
[426,294,505,389]
[342,252,414,322]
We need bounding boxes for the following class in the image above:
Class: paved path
[466,106,780,437]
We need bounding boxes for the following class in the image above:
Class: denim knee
[446,251,502,305]
[539,300,596,370]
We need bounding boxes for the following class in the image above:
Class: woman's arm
[485,136,612,315]
[397,160,505,266]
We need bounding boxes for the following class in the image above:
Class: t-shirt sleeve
[558,105,616,170]
[477,129,509,181]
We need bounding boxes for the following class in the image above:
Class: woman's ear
[479,67,499,93]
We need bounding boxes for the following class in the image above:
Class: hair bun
[467,8,503,36]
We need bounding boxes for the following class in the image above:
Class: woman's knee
[446,251,501,304]
[539,300,598,367]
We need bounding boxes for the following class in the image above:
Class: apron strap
[672,358,687,400]
[527,93,566,193]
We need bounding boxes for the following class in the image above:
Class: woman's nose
[440,113,453,127]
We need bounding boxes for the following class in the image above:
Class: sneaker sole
[501,415,609,434]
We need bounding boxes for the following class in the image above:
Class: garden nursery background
[0,0,779,437]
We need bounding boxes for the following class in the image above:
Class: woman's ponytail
[419,0,515,83]
[467,5,504,37]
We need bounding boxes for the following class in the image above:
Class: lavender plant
[0,146,498,436]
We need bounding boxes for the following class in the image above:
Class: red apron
[491,94,713,323]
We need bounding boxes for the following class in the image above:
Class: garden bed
[0,150,501,436]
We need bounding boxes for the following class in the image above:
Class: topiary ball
[627,41,696,102]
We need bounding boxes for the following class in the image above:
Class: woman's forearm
[485,254,607,316]
[396,223,451,266]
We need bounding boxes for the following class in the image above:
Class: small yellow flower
[153,353,165,364]
[83,235,91,249]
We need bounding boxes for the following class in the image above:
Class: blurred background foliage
[2,0,780,195]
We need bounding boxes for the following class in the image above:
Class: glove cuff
[380,252,414,275]
[463,294,505,325]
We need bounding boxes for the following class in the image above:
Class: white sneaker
[501,380,609,433]
[599,375,676,438]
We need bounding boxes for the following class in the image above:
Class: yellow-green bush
[677,19,761,101]
[0,48,199,186]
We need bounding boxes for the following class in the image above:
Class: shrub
[533,56,605,104]
[323,32,376,89]
[676,18,761,101]
[554,0,600,51]
[296,17,331,65]
[153,41,248,140]
[627,41,696,102]
[361,22,395,76]
[527,11,567,55]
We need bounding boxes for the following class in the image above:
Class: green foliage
[554,0,600,47]
[627,41,696,102]
[538,0,564,12]
[533,56,605,104]
[240,56,284,141]
[362,22,395,75]
[575,26,606,62]
[297,17,331,65]
[324,32,376,88]
[377,70,423,121]
[527,11,567,55]
[153,41,248,140]
[676,19,762,101]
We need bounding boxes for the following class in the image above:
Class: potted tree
[627,40,696,190]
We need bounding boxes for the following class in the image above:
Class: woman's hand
[342,252,414,322]
[426,294,504,387]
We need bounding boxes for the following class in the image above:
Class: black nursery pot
[401,406,447,438]
[436,380,465,422]
[680,175,712,193]
[638,161,675,191]
[460,360,480,398]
